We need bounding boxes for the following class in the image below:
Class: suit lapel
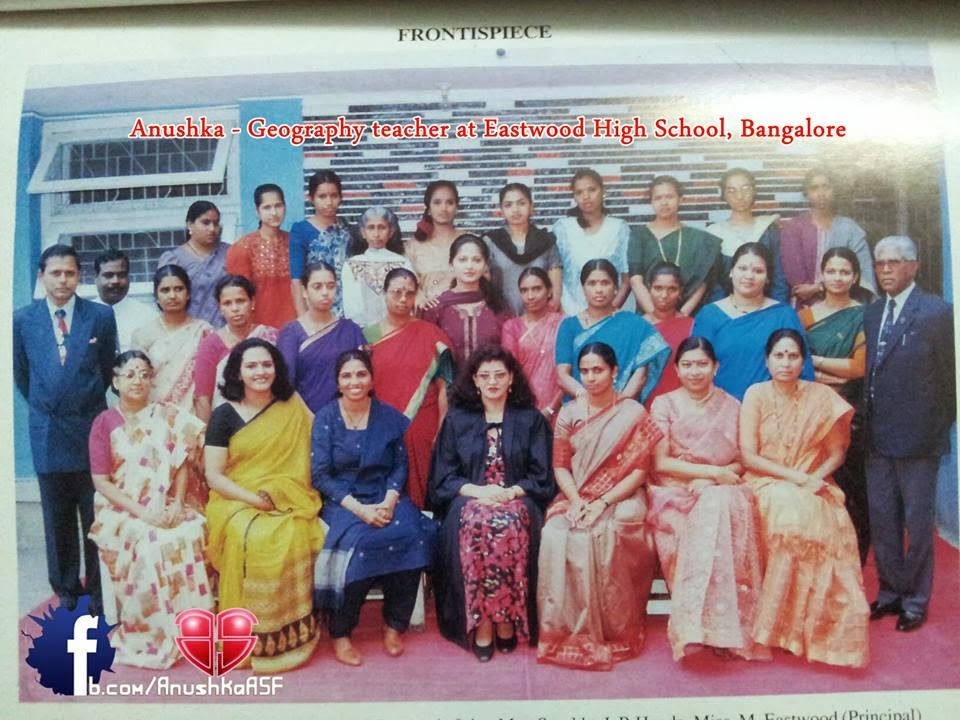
[62,297,95,378]
[501,408,515,478]
[32,301,66,384]
[874,289,922,372]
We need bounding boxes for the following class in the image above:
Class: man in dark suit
[864,235,955,632]
[13,244,118,613]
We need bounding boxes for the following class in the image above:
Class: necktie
[55,308,68,365]
[877,297,896,360]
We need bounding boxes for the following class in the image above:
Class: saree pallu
[278,317,366,413]
[131,317,214,509]
[741,381,869,668]
[692,302,814,401]
[205,397,324,672]
[555,312,670,404]
[647,389,767,661]
[501,312,564,412]
[801,304,870,564]
[628,224,722,311]
[366,320,454,509]
[88,403,212,669]
[644,314,694,408]
[537,400,660,670]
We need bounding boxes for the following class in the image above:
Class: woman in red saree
[537,342,660,670]
[648,336,767,661]
[641,261,694,407]
[740,329,869,667]
[365,268,454,509]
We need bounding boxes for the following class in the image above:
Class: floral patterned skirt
[458,498,531,639]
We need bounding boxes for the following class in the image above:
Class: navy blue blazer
[864,286,955,458]
[13,296,118,473]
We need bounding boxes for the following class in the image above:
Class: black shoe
[58,595,77,612]
[896,610,926,632]
[495,632,518,654]
[472,637,494,662]
[869,599,901,621]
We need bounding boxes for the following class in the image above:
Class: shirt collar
[886,281,916,309]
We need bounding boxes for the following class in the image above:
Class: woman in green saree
[798,247,872,564]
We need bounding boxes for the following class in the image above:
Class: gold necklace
[688,387,715,407]
[730,296,764,314]
[655,227,682,264]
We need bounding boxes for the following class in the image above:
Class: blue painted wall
[238,98,305,234]
[14,114,44,478]
[937,170,958,546]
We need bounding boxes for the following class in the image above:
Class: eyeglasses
[475,371,509,382]
[874,259,911,269]
[116,370,153,381]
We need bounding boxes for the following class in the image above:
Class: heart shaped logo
[175,608,258,676]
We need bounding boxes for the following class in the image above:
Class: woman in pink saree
[537,342,660,670]
[648,336,767,661]
[501,267,563,419]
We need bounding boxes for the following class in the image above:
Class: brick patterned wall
[301,89,944,293]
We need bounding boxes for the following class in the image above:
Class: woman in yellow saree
[204,337,324,673]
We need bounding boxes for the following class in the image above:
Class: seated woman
[88,351,212,669]
[312,349,436,667]
[537,342,660,670]
[421,233,511,368]
[641,261,695,407]
[278,261,365,413]
[740,329,869,667]
[193,274,278,422]
[692,242,813,400]
[556,258,669,404]
[501,267,564,419]
[365,268,454,509]
[428,345,555,661]
[204,338,324,672]
[647,337,767,661]
[800,247,871,564]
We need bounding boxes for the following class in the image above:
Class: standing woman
[342,206,412,328]
[708,167,788,303]
[428,345,555,660]
[629,175,722,316]
[365,268,454,509]
[88,351,212,669]
[647,337,767,661]
[501,267,564,419]
[405,180,463,310]
[226,183,298,329]
[289,170,356,316]
[739,329,869,667]
[780,166,876,307]
[131,264,213,412]
[483,182,563,315]
[537,343,660,670]
[552,169,631,315]
[799,247,871,563]
[641,261,694,407]
[278,261,365,413]
[421,234,511,367]
[312,350,436,666]
[204,338,324,673]
[158,200,228,328]
[193,275,279,422]
[555,259,669,404]
[692,242,813,401]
